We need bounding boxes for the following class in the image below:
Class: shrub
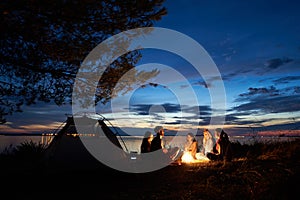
[0,140,47,169]
[12,140,47,162]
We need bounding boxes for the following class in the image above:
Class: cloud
[222,69,254,80]
[182,105,212,116]
[193,80,211,88]
[233,95,300,114]
[272,76,300,84]
[5,102,71,128]
[294,86,300,94]
[164,120,182,125]
[140,82,167,88]
[127,103,216,126]
[225,85,300,127]
[238,86,280,98]
[215,56,299,82]
[264,57,293,69]
[191,76,226,88]
[129,103,182,115]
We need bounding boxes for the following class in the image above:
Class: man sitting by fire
[150,126,182,163]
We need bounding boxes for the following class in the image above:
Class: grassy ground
[1,139,299,199]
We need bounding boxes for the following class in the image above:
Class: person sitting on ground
[196,129,215,159]
[219,129,233,162]
[150,125,182,164]
[184,132,198,160]
[140,131,153,153]
[207,128,233,162]
[150,126,168,153]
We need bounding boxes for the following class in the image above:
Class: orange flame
[181,152,210,164]
[181,152,195,163]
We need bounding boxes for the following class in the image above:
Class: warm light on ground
[181,152,210,164]
[181,152,194,163]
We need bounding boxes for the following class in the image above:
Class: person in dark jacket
[207,128,233,162]
[140,131,153,153]
[150,126,167,153]
[150,125,182,164]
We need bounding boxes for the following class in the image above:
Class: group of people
[140,126,182,163]
[140,126,233,163]
[140,126,165,153]
[186,128,233,162]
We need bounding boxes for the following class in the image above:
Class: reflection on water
[0,134,298,154]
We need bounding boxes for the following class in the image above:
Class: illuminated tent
[44,114,129,170]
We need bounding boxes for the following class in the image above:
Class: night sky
[1,0,300,136]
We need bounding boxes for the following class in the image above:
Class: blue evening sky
[1,0,300,136]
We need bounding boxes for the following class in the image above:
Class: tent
[44,114,129,171]
[44,114,182,173]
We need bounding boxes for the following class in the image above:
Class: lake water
[1,134,298,154]
[119,135,298,153]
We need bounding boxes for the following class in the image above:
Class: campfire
[181,152,195,163]
[181,151,210,164]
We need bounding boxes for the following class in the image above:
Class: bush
[0,140,47,169]
[12,140,47,161]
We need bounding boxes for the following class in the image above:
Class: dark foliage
[0,0,167,123]
[0,140,47,170]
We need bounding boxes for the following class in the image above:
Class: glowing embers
[181,152,194,163]
[181,152,210,164]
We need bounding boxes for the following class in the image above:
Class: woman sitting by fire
[183,132,198,160]
[195,129,215,160]
[181,130,214,163]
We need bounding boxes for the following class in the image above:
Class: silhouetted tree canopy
[0,0,167,123]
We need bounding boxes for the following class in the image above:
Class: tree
[0,0,167,123]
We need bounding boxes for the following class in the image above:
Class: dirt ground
[1,157,299,200]
[1,139,299,199]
